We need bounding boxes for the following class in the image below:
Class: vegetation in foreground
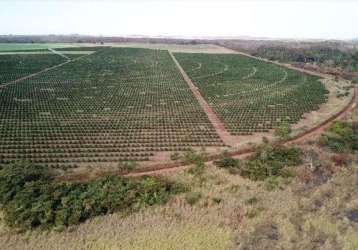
[1,146,355,249]
[214,144,302,181]
[0,116,357,249]
[0,163,183,230]
[319,120,358,153]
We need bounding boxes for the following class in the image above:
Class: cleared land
[111,42,236,53]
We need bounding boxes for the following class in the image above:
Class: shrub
[241,145,302,181]
[213,145,302,181]
[170,152,180,161]
[213,155,242,174]
[185,192,202,205]
[245,197,258,205]
[183,149,204,165]
[320,121,357,153]
[0,163,183,230]
[212,197,222,204]
[214,155,241,169]
[274,122,292,141]
[188,160,205,177]
[245,208,258,219]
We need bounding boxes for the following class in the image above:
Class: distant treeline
[0,35,206,45]
[252,46,358,72]
[216,40,358,74]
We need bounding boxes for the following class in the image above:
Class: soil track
[169,51,234,146]
[3,47,356,179]
[125,85,357,177]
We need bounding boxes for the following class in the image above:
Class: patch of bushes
[183,149,205,165]
[274,122,292,140]
[0,163,183,230]
[185,150,206,177]
[185,192,202,205]
[319,121,358,153]
[214,145,302,181]
[241,146,301,181]
[213,155,241,174]
[212,197,222,204]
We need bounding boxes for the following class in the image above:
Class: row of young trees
[0,48,223,168]
[175,52,328,135]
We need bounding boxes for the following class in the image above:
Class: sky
[1,0,357,40]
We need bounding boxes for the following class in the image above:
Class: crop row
[0,48,223,167]
[175,53,328,135]
[0,54,66,85]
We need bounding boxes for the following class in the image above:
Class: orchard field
[0,47,223,169]
[174,53,328,135]
[0,46,329,169]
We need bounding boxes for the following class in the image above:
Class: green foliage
[214,155,241,169]
[0,163,183,230]
[214,145,302,181]
[213,155,242,174]
[0,54,66,85]
[320,121,357,153]
[212,197,222,204]
[252,46,358,72]
[188,160,205,177]
[185,149,206,177]
[274,122,292,140]
[175,52,328,136]
[184,149,205,165]
[245,197,258,205]
[241,145,302,181]
[245,208,258,219]
[0,48,224,168]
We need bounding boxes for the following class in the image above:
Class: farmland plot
[174,53,328,135]
[0,54,67,85]
[0,48,223,168]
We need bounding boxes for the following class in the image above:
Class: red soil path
[125,85,357,177]
[169,51,234,146]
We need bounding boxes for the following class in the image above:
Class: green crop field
[0,46,329,169]
[0,54,66,85]
[174,53,328,135]
[0,43,76,52]
[0,47,223,168]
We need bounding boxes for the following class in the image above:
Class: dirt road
[169,51,235,146]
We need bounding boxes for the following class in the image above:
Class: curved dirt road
[125,85,357,177]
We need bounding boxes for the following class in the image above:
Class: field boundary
[214,44,333,79]
[169,51,234,146]
[55,49,357,180]
[123,85,357,177]
[0,53,90,89]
